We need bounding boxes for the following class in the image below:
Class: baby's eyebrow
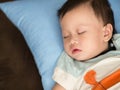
[77,27,88,31]
[63,33,69,36]
[62,30,69,34]
[78,24,89,27]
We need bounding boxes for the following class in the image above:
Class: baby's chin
[68,51,100,61]
[72,56,89,62]
[74,58,89,62]
[73,55,97,62]
[72,51,104,61]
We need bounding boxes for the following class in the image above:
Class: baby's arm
[52,83,65,90]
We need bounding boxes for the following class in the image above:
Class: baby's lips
[72,48,81,54]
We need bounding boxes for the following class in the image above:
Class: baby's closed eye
[63,35,70,39]
[78,31,86,35]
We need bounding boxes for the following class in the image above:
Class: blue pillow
[0,0,66,90]
[109,0,120,33]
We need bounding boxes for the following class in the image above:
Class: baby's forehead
[65,2,105,24]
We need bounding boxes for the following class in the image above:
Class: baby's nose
[70,37,78,45]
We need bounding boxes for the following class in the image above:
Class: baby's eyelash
[78,31,86,34]
[63,36,69,39]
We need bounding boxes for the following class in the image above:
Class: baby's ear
[103,23,113,42]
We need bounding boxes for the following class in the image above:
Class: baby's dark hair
[58,0,116,50]
[58,0,116,34]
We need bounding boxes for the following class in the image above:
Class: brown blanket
[0,0,12,2]
[0,7,43,90]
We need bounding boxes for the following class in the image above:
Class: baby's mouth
[72,49,81,54]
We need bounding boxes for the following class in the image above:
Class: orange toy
[84,69,120,90]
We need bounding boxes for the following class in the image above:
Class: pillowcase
[109,0,120,33]
[0,0,120,89]
[0,0,66,90]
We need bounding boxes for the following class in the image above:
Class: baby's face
[60,5,109,61]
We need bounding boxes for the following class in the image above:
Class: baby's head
[58,0,116,61]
